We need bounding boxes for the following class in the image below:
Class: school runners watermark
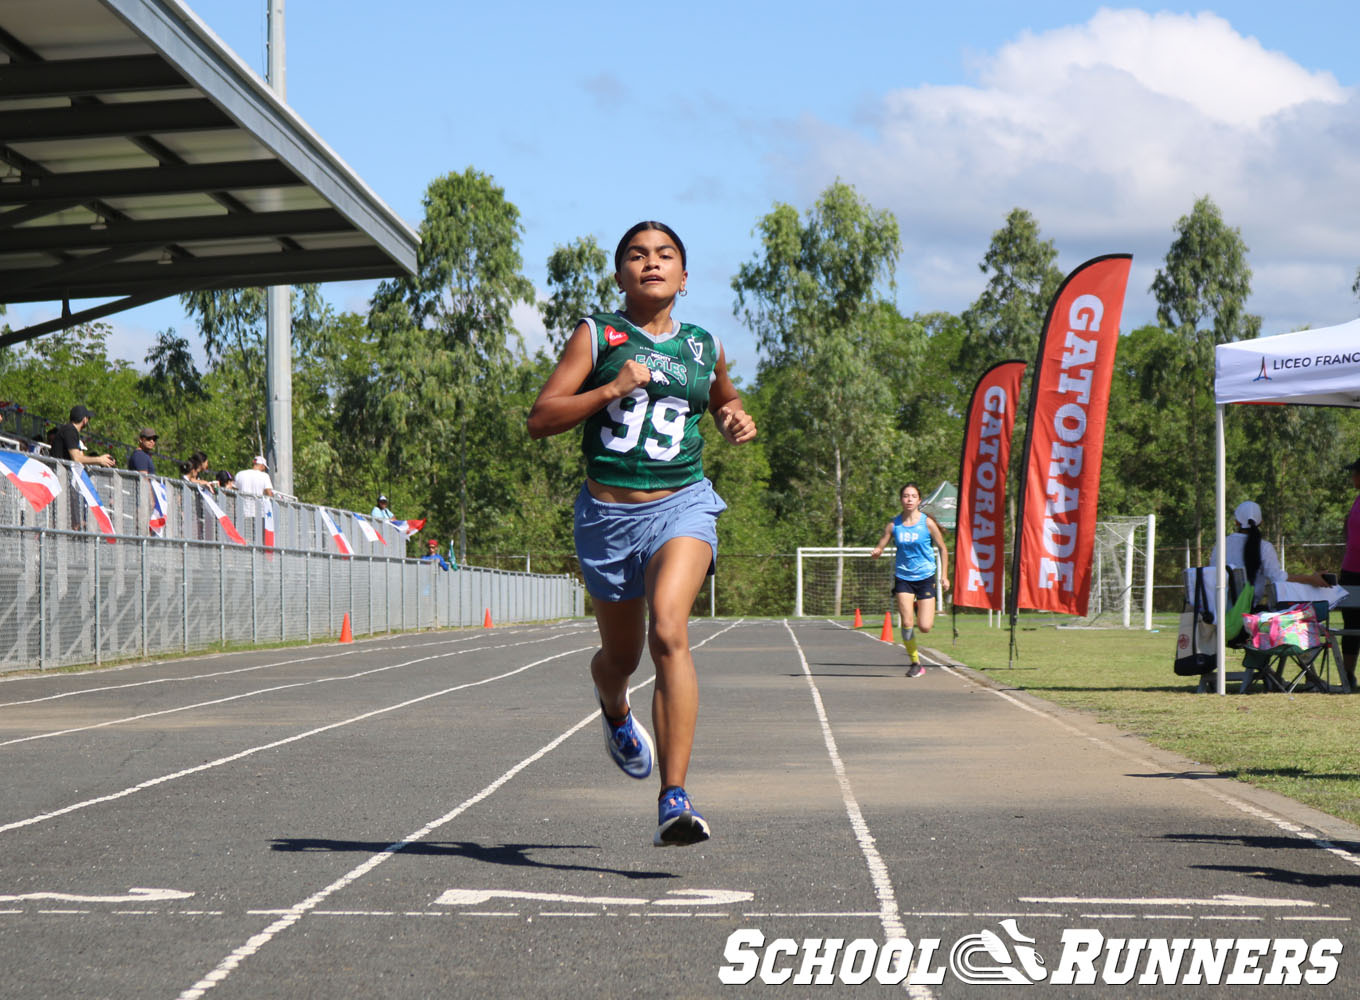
[719,921,1342,986]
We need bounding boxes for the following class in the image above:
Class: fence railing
[0,525,584,672]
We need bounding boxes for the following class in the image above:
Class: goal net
[1068,515,1156,629]
[795,547,900,619]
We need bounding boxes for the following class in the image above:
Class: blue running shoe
[596,688,653,779]
[654,786,711,847]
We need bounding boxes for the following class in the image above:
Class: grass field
[899,613,1360,827]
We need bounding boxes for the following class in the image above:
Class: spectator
[182,451,215,490]
[420,537,450,571]
[215,469,236,490]
[50,405,115,468]
[371,494,394,521]
[128,427,157,474]
[235,455,274,497]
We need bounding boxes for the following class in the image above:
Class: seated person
[1209,500,1329,607]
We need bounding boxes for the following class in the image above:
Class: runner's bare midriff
[586,478,679,504]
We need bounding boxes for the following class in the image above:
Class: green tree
[733,181,903,572]
[960,207,1064,369]
[541,236,618,353]
[367,168,535,559]
[1150,195,1261,557]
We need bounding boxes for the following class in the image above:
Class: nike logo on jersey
[605,325,628,347]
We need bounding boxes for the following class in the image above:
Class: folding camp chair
[1241,590,1349,694]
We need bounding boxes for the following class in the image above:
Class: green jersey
[579,313,720,490]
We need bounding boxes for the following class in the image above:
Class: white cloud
[789,8,1360,335]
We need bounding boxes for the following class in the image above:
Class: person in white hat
[1209,499,1328,601]
[235,455,274,498]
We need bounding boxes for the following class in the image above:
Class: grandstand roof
[0,0,419,345]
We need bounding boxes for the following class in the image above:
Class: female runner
[871,483,950,677]
[527,221,756,845]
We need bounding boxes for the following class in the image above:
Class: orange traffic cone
[879,612,894,643]
[483,608,493,629]
[339,612,353,644]
[853,608,863,628]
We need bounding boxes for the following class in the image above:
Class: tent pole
[1215,404,1227,695]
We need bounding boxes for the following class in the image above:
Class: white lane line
[0,631,584,748]
[172,616,749,1000]
[832,620,1360,883]
[783,620,934,1000]
[0,628,590,709]
[0,645,593,836]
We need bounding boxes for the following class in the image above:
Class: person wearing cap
[128,427,158,474]
[371,495,395,521]
[50,405,115,468]
[1209,500,1329,603]
[235,455,274,498]
[1338,458,1360,685]
[420,537,450,571]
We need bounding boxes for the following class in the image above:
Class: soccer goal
[795,547,897,618]
[1070,514,1157,629]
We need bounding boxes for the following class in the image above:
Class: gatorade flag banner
[0,451,61,512]
[320,508,353,556]
[353,513,384,545]
[75,468,116,538]
[198,486,246,545]
[149,480,170,537]
[1012,254,1132,617]
[391,518,425,538]
[261,498,275,550]
[953,359,1026,610]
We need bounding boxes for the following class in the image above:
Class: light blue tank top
[893,514,936,582]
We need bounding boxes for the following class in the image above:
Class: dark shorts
[1341,569,1360,658]
[573,478,726,602]
[892,575,937,601]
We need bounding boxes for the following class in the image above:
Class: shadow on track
[271,838,677,881]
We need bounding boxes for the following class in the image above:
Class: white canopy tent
[1211,319,1360,693]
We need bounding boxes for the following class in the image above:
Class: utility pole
[265,0,293,495]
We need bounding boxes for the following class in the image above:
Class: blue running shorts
[574,478,727,602]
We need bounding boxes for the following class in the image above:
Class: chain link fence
[0,460,584,671]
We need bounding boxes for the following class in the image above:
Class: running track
[3,619,1359,998]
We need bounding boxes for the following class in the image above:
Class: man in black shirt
[128,427,157,474]
[51,405,115,468]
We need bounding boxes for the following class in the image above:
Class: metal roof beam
[1,208,352,252]
[0,54,186,98]
[0,98,234,143]
[0,160,303,205]
[0,246,396,300]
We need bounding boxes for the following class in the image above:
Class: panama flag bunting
[319,508,353,556]
[0,451,62,512]
[353,513,384,545]
[390,518,425,539]
[148,480,170,537]
[74,468,116,538]
[197,486,246,545]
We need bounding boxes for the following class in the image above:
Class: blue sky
[13,1,1360,380]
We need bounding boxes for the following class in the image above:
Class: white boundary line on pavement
[173,617,749,999]
[0,641,594,835]
[0,630,588,748]
[0,626,591,709]
[831,618,1360,878]
[784,620,935,1000]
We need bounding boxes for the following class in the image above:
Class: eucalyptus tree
[540,235,618,353]
[1150,195,1260,556]
[732,181,903,569]
[367,168,534,559]
[960,207,1064,370]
